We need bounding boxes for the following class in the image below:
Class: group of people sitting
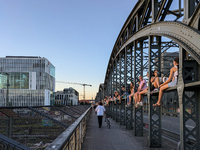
[103,57,179,107]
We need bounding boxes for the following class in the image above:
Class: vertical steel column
[178,47,200,149]
[184,0,195,19]
[116,57,120,92]
[126,98,133,130]
[134,40,144,136]
[120,51,126,125]
[113,101,116,121]
[115,59,118,92]
[110,101,113,118]
[134,40,143,91]
[108,101,111,117]
[124,47,128,126]
[134,106,143,136]
[113,61,117,93]
[120,99,125,125]
[112,101,115,119]
[117,53,122,123]
[126,46,133,130]
[121,52,125,91]
[116,100,120,123]
[124,47,127,104]
[112,66,114,96]
[109,71,112,96]
[148,36,161,148]
[119,53,122,92]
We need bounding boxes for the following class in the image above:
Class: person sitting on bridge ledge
[134,76,147,107]
[113,90,121,104]
[121,86,130,100]
[127,82,134,106]
[153,57,179,107]
[138,71,160,107]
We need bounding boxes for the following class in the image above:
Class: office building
[0,56,55,106]
[51,87,79,105]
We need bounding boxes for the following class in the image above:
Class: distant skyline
[0,0,137,99]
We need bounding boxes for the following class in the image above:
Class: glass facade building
[0,56,55,106]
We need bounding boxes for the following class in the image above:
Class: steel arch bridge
[96,0,200,149]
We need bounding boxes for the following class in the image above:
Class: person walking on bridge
[95,102,106,128]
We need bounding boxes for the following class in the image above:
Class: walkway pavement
[81,110,177,150]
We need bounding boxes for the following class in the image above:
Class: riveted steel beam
[148,36,162,148]
[188,2,200,28]
[134,40,143,91]
[178,46,200,149]
[134,39,144,136]
[119,22,200,65]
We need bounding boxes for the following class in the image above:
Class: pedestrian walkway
[81,110,177,150]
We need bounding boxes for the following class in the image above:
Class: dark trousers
[98,116,103,127]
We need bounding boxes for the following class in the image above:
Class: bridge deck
[81,109,177,150]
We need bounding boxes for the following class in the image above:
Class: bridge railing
[45,106,91,150]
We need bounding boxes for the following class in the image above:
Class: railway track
[142,122,196,144]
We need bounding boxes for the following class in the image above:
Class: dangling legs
[139,89,147,102]
[134,92,139,105]
[153,84,168,107]
[154,77,160,88]
[128,93,133,105]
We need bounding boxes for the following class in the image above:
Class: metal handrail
[0,134,32,150]
[45,106,91,150]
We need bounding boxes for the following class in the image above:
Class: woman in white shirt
[95,102,106,128]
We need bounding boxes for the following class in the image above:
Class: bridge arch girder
[105,21,200,83]
[119,21,200,64]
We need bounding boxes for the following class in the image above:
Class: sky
[0,0,138,100]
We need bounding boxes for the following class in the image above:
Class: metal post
[134,40,144,136]
[111,71,113,98]
[124,47,127,104]
[152,0,158,23]
[184,0,195,19]
[120,99,125,125]
[134,40,143,92]
[119,53,122,91]
[148,36,161,148]
[178,46,199,149]
[113,101,116,121]
[134,106,143,136]
[125,46,133,130]
[126,98,133,130]
[110,101,113,118]
[115,59,117,92]
[116,100,120,123]
[124,47,127,125]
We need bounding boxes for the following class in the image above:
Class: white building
[51,87,79,105]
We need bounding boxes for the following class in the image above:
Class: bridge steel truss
[96,0,200,149]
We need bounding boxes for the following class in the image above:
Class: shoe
[154,88,158,91]
[136,102,140,107]
[139,102,143,106]
[153,103,161,107]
